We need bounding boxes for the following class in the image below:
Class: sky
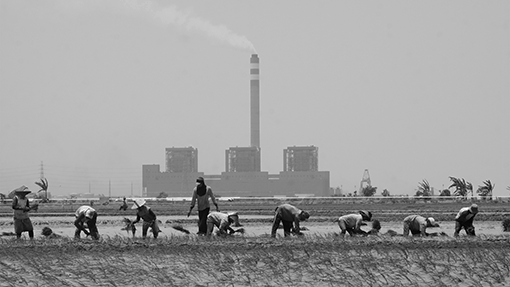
[1,0,509,197]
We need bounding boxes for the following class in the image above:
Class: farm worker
[131,199,160,239]
[119,197,128,211]
[336,210,372,237]
[74,205,99,240]
[271,204,310,238]
[454,204,478,237]
[206,211,239,237]
[11,186,34,239]
[402,215,440,236]
[188,177,219,235]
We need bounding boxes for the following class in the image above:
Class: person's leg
[88,214,99,240]
[198,208,210,234]
[142,222,149,238]
[25,219,34,239]
[152,221,160,239]
[453,221,462,237]
[403,222,411,237]
[14,219,22,239]
[282,220,293,237]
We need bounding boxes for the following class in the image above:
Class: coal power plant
[142,54,330,197]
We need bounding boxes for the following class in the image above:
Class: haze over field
[1,0,509,197]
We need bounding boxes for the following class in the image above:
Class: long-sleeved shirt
[133,206,156,223]
[455,207,476,222]
[190,185,217,211]
[403,215,428,236]
[271,204,304,235]
[74,206,96,231]
[207,212,232,233]
[12,196,30,220]
[337,213,364,231]
[75,206,96,219]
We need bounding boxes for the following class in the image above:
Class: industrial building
[142,54,330,197]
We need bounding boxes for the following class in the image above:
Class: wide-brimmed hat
[359,210,372,221]
[131,199,146,209]
[427,217,440,227]
[469,204,479,213]
[227,211,242,226]
[13,186,31,194]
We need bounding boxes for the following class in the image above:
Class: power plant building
[142,54,330,197]
[165,147,198,173]
[226,147,261,172]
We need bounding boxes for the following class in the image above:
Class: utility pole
[109,180,111,198]
[131,182,133,198]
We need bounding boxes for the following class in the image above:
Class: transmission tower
[40,161,45,179]
[359,169,371,194]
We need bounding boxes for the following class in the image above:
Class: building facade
[142,146,330,198]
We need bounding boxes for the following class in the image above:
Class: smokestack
[250,54,260,148]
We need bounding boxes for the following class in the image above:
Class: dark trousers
[272,214,294,237]
[197,208,210,234]
[454,219,475,236]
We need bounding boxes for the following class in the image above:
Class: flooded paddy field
[1,198,509,286]
[0,215,507,239]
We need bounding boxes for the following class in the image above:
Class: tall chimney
[250,54,260,148]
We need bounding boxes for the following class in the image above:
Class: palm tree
[416,179,431,197]
[35,178,49,202]
[449,177,471,198]
[477,180,495,200]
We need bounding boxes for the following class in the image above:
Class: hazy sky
[1,0,509,197]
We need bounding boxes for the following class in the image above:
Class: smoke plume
[122,0,256,53]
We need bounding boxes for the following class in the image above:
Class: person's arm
[419,222,427,236]
[218,220,230,235]
[132,213,141,224]
[74,214,90,235]
[270,216,279,237]
[293,217,301,234]
[402,221,410,237]
[355,217,363,231]
[188,190,197,217]
[209,188,219,211]
[11,197,18,210]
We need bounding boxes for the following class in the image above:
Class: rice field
[1,199,509,286]
[0,234,509,287]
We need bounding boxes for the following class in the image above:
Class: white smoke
[122,0,256,53]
